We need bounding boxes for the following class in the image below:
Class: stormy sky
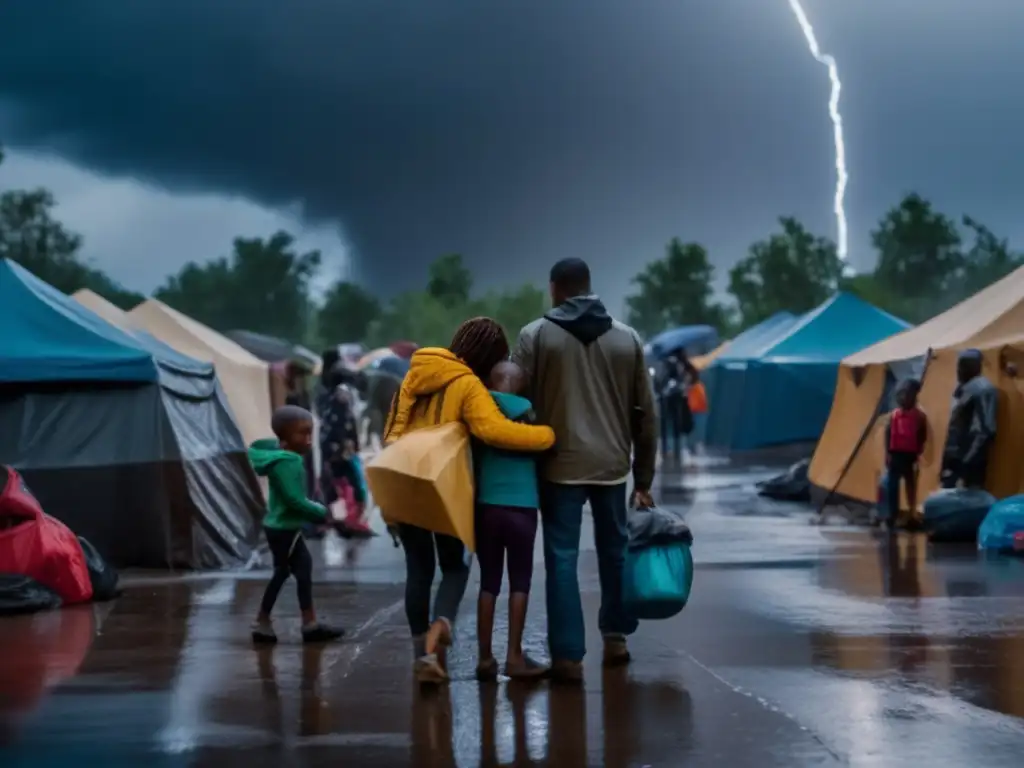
[1,0,1022,310]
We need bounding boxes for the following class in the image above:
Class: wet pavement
[3,458,1024,766]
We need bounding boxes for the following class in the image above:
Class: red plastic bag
[0,467,93,605]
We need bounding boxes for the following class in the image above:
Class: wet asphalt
[2,458,1024,766]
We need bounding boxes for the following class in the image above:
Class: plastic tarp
[128,299,275,446]
[704,294,909,451]
[0,261,155,383]
[225,329,319,370]
[978,495,1024,554]
[366,423,475,551]
[757,458,811,502]
[922,487,996,543]
[0,466,93,605]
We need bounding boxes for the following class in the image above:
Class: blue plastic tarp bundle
[624,505,694,620]
[922,488,996,543]
[978,495,1024,554]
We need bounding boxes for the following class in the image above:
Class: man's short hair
[549,258,591,296]
[271,405,313,439]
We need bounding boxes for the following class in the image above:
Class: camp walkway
[4,462,1023,767]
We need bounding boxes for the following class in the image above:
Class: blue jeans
[541,481,638,662]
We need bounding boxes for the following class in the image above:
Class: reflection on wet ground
[2,460,1024,765]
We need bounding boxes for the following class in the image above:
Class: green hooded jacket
[248,439,328,530]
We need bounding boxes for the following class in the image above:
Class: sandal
[476,657,499,681]
[504,655,549,680]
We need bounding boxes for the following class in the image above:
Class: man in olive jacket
[513,258,658,682]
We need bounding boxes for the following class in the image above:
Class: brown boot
[549,659,584,684]
[602,634,631,667]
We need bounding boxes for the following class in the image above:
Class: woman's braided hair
[449,317,509,380]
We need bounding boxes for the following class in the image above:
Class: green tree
[426,253,472,308]
[870,193,962,322]
[0,145,143,307]
[728,217,842,330]
[479,283,548,341]
[954,215,1022,303]
[625,239,730,337]
[317,279,381,344]
[156,231,321,340]
[366,290,466,348]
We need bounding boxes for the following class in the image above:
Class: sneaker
[549,659,584,684]
[302,623,345,643]
[251,620,278,645]
[602,634,631,667]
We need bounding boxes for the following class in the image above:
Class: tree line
[2,144,1019,349]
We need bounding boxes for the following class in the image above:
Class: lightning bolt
[787,0,848,262]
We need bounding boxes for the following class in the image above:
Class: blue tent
[646,324,719,361]
[704,293,910,450]
[0,260,158,383]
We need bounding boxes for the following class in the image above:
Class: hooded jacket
[248,439,328,530]
[512,295,658,489]
[382,348,555,452]
[475,391,542,509]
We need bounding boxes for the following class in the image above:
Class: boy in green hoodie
[249,405,344,644]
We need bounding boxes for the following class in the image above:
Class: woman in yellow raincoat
[383,317,555,683]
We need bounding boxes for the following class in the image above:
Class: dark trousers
[541,482,638,663]
[260,527,314,614]
[476,503,539,596]
[887,452,918,516]
[398,524,470,637]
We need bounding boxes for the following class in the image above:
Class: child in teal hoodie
[249,405,344,645]
[474,362,548,680]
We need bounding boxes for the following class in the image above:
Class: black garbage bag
[627,504,694,550]
[922,488,996,543]
[0,573,62,616]
[77,536,121,601]
[757,459,811,502]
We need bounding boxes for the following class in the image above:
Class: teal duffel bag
[624,541,694,620]
[622,504,694,620]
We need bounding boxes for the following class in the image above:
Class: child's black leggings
[260,527,314,614]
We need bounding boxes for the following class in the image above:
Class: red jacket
[889,407,926,454]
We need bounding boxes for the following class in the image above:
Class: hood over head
[403,347,475,396]
[248,438,299,476]
[545,295,613,345]
[490,391,533,420]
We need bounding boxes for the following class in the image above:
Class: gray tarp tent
[0,263,264,569]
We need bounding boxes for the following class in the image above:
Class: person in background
[885,379,927,527]
[941,349,998,489]
[513,258,658,683]
[324,386,372,535]
[658,354,693,465]
[249,405,344,644]
[684,360,708,458]
[384,318,555,684]
[474,360,549,681]
[285,362,316,497]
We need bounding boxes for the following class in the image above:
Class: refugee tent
[225,329,320,370]
[693,312,797,371]
[0,267,263,569]
[127,299,281,445]
[704,294,909,451]
[810,264,1024,510]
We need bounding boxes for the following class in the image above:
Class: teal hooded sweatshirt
[248,439,328,530]
[475,392,541,509]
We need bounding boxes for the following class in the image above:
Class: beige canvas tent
[127,299,279,445]
[810,265,1024,509]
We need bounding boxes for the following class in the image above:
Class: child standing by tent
[249,405,344,644]
[886,380,928,527]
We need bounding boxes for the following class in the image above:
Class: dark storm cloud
[0,0,835,303]
[1,1,1022,307]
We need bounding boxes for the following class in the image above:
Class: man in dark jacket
[941,349,998,489]
[513,258,658,682]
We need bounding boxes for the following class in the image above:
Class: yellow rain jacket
[383,347,555,452]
